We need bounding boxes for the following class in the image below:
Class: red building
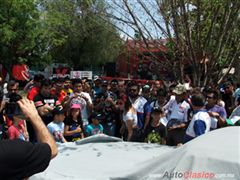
[116,39,169,80]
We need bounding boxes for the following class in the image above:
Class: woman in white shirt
[122,98,138,141]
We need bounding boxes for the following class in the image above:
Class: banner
[70,71,92,80]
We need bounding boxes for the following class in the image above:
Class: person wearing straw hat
[164,83,190,146]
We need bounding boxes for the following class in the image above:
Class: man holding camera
[0,98,58,179]
[0,80,22,140]
[0,80,20,112]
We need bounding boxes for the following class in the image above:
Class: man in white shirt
[184,92,211,143]
[63,79,93,128]
[128,82,147,141]
[164,83,190,146]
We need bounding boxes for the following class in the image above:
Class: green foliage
[0,0,42,71]
[42,0,123,69]
[0,0,123,74]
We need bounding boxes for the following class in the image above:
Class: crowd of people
[0,75,240,146]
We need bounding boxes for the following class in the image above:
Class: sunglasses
[130,89,138,92]
[9,88,18,92]
[206,96,214,99]
[75,85,82,88]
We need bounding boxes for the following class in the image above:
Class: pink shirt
[8,123,26,141]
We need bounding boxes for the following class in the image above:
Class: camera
[5,93,23,117]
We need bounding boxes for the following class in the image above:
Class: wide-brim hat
[173,83,187,95]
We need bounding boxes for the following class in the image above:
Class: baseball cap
[173,83,187,95]
[102,80,108,86]
[94,75,101,81]
[142,85,150,94]
[91,112,102,120]
[143,84,150,88]
[111,79,118,84]
[71,103,81,110]
[52,107,65,116]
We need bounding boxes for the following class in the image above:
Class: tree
[0,0,123,76]
[42,0,123,69]
[0,0,45,74]
[106,0,240,86]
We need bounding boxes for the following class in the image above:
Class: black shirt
[64,117,83,142]
[34,93,60,125]
[145,123,167,139]
[0,139,51,180]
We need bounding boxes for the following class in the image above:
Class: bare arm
[208,111,226,127]
[36,104,54,117]
[61,95,72,109]
[17,99,58,159]
[85,99,93,113]
[143,113,151,131]
[81,94,93,113]
[126,120,134,141]
[23,80,34,92]
[64,125,82,136]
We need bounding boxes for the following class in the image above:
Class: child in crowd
[85,112,103,136]
[8,115,28,141]
[47,107,67,143]
[145,107,167,144]
[64,104,84,142]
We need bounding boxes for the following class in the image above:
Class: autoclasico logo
[148,171,235,179]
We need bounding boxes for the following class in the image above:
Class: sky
[105,0,166,40]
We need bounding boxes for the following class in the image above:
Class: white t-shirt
[123,109,138,127]
[70,92,92,120]
[131,96,147,114]
[210,117,218,129]
[186,111,211,138]
[47,121,65,143]
[164,99,190,122]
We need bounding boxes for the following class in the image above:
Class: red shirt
[6,117,24,127]
[51,89,67,103]
[8,121,26,140]
[27,86,39,101]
